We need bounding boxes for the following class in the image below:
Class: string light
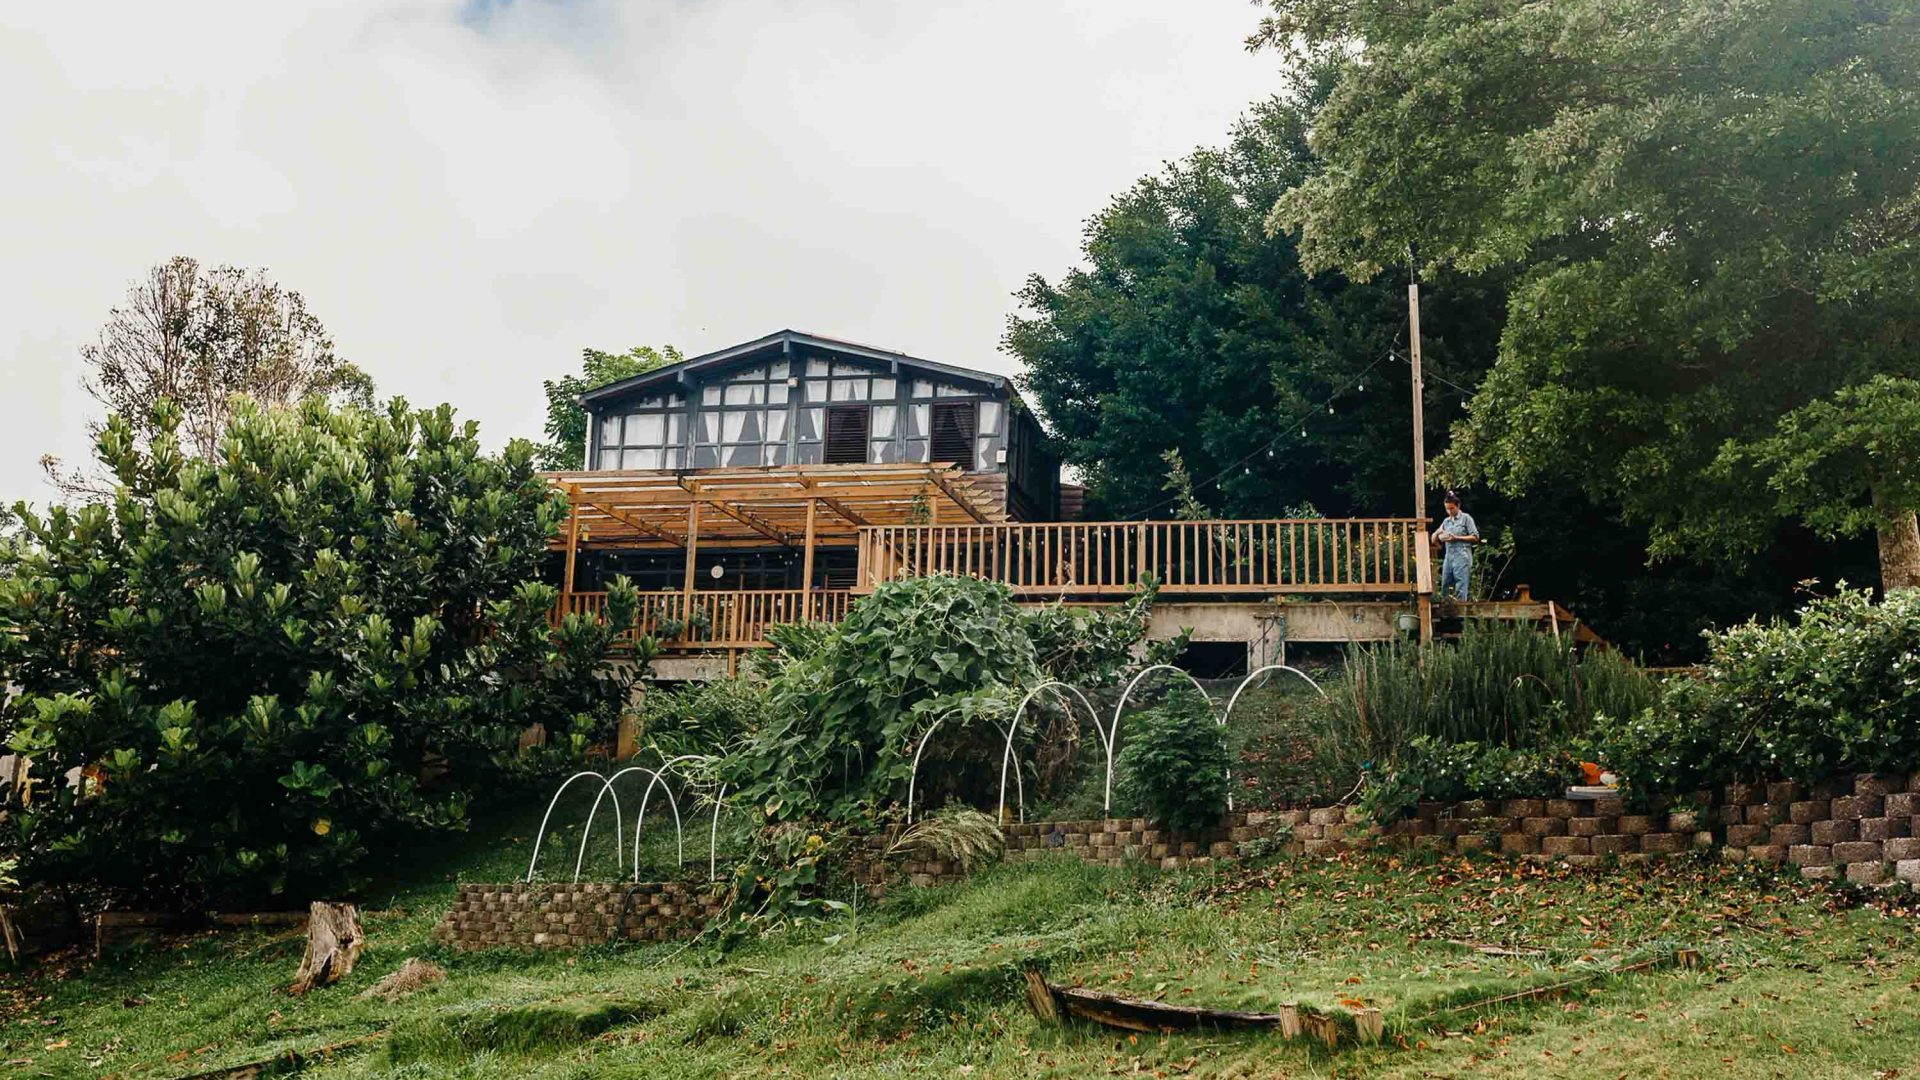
[1110,346,1397,519]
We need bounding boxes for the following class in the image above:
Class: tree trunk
[1873,488,1920,592]
[290,901,365,995]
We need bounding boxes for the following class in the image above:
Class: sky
[0,0,1281,507]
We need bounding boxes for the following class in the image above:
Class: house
[544,330,1067,657]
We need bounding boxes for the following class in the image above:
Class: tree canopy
[1,397,636,906]
[1004,92,1504,519]
[1255,0,1920,586]
[538,345,681,470]
[46,257,373,495]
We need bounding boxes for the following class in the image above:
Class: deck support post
[801,497,818,619]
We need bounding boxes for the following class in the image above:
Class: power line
[1391,349,1478,398]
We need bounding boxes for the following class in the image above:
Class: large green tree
[1,398,637,907]
[538,345,681,469]
[1004,92,1504,519]
[1256,0,1920,587]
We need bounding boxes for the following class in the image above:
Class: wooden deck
[854,518,1425,596]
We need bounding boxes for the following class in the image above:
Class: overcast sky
[0,0,1279,507]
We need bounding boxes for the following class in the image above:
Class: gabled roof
[578,329,1013,406]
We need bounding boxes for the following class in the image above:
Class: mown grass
[4,807,1919,1079]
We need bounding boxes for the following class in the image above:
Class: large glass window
[693,364,791,468]
[595,392,685,469]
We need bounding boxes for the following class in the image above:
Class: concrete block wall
[432,881,725,950]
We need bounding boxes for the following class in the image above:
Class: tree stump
[290,901,364,995]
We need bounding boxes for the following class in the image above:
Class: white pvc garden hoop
[994,681,1102,824]
[1217,664,1328,811]
[651,753,727,880]
[524,771,621,883]
[629,768,686,875]
[1105,664,1213,815]
[572,766,681,883]
[904,717,948,825]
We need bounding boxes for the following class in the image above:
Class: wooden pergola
[544,463,1007,619]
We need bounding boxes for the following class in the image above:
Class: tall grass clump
[1334,623,1655,764]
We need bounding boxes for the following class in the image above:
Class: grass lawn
[4,804,1919,1079]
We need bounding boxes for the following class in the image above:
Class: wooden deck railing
[855,519,1426,596]
[554,588,853,649]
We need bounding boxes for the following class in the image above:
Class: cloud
[0,0,1277,505]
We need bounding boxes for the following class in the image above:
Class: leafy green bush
[720,574,1041,827]
[1333,624,1655,763]
[1359,737,1584,823]
[0,398,637,907]
[1115,687,1231,830]
[1022,575,1188,686]
[1595,587,1920,792]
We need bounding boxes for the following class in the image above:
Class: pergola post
[562,500,581,613]
[683,501,701,628]
[801,496,818,620]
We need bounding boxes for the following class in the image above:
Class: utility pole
[1409,263,1433,643]
[1408,275,1427,525]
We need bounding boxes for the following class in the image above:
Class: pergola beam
[927,472,990,524]
[563,488,688,549]
[679,479,798,548]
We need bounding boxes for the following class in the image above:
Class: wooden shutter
[824,405,870,464]
[931,402,976,468]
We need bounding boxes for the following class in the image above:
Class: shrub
[720,574,1042,826]
[1021,575,1188,686]
[1595,587,1920,792]
[0,398,637,907]
[1115,687,1231,830]
[1332,623,1656,763]
[1359,737,1584,823]
[886,805,1006,872]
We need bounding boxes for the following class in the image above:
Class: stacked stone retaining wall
[432,881,724,950]
[435,771,1920,949]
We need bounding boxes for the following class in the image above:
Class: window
[692,365,791,467]
[595,394,684,469]
[930,401,976,467]
[824,405,870,464]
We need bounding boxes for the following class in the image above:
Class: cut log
[289,901,365,995]
[1049,983,1293,1034]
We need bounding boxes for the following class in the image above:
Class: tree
[538,345,682,470]
[1003,92,1504,519]
[45,257,373,494]
[1254,1,1920,587]
[0,397,638,907]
